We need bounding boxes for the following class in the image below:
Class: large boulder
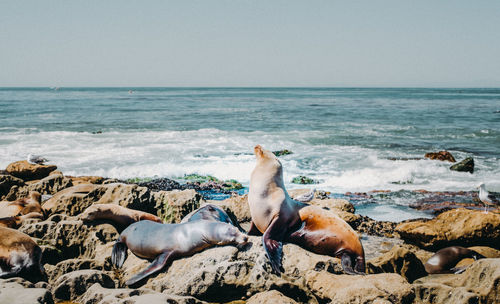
[367,244,428,282]
[5,160,57,181]
[450,157,474,174]
[424,151,456,162]
[208,194,252,223]
[413,259,500,304]
[0,174,25,200]
[0,278,53,304]
[51,270,115,302]
[153,189,202,223]
[27,174,73,195]
[395,208,500,250]
[247,290,300,304]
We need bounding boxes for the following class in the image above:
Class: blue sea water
[1,87,499,221]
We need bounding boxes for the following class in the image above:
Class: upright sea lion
[0,191,43,218]
[79,204,162,228]
[111,220,249,285]
[248,145,365,275]
[181,204,246,232]
[424,246,485,274]
[0,227,45,281]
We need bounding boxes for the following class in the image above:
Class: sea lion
[181,204,245,232]
[424,246,485,274]
[0,213,44,229]
[0,191,43,218]
[111,220,249,285]
[79,204,162,227]
[248,145,365,275]
[0,227,45,281]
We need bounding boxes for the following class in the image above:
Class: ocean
[1,87,499,221]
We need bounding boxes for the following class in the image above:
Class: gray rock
[450,157,474,174]
[51,270,115,301]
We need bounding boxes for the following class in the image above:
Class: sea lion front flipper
[340,252,365,275]
[262,217,286,275]
[125,251,174,286]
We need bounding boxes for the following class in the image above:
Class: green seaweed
[291,175,317,185]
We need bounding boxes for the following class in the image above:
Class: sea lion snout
[254,145,264,158]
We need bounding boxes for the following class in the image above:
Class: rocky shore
[1,160,499,304]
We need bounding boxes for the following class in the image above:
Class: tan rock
[424,151,456,162]
[0,174,25,200]
[67,175,105,185]
[0,278,53,304]
[153,189,202,223]
[208,194,251,222]
[27,174,73,195]
[395,208,500,249]
[5,160,57,181]
[246,290,300,304]
[51,270,115,302]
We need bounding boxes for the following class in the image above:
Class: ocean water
[1,88,499,221]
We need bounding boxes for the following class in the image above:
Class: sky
[1,1,500,87]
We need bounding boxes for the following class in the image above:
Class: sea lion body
[0,227,45,281]
[80,204,162,227]
[248,145,365,274]
[425,246,485,274]
[111,220,248,285]
[0,192,43,218]
[0,213,44,229]
[181,204,245,232]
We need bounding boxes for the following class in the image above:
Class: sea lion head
[28,191,42,203]
[214,223,248,246]
[253,145,283,179]
[79,204,103,221]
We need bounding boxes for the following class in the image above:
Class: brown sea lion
[79,204,162,227]
[0,213,44,229]
[424,246,486,274]
[0,227,45,281]
[248,145,365,275]
[0,191,43,218]
[111,220,248,286]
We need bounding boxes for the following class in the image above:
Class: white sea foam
[1,129,499,195]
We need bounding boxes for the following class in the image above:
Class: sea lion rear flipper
[126,251,173,286]
[111,242,128,268]
[262,217,286,275]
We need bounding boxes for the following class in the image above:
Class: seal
[111,220,249,285]
[0,213,44,229]
[79,204,162,228]
[424,246,485,274]
[248,145,365,275]
[0,191,43,218]
[181,204,245,232]
[0,227,45,281]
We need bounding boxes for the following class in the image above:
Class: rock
[51,270,115,302]
[67,175,105,185]
[0,278,53,304]
[79,283,206,304]
[208,194,252,223]
[118,236,341,303]
[367,244,428,282]
[27,174,73,195]
[361,234,405,260]
[395,208,500,250]
[247,290,299,304]
[153,189,202,223]
[450,157,474,174]
[273,149,293,157]
[5,160,57,181]
[424,151,456,162]
[291,175,317,184]
[44,258,105,283]
[305,272,414,303]
[413,259,500,304]
[353,216,397,237]
[0,174,25,199]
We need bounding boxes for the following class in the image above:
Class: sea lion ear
[254,145,264,158]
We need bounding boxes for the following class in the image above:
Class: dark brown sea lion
[0,213,44,229]
[0,191,43,218]
[181,204,245,232]
[111,220,249,285]
[424,246,486,274]
[248,145,365,275]
[79,204,162,227]
[0,227,45,281]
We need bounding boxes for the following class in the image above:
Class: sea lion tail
[111,241,128,268]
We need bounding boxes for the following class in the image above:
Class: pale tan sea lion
[111,220,249,285]
[79,204,162,227]
[248,145,365,274]
[424,246,485,274]
[0,227,45,281]
[0,191,43,218]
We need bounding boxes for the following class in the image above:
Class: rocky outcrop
[413,259,500,304]
[27,174,73,195]
[0,278,53,304]
[367,244,429,282]
[5,161,57,181]
[450,157,474,174]
[153,189,202,223]
[395,208,500,250]
[208,194,252,223]
[247,290,299,304]
[424,151,456,162]
[0,174,25,199]
[51,270,115,302]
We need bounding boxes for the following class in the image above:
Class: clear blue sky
[1,1,499,87]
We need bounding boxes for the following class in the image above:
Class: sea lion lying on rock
[181,203,246,232]
[0,227,45,281]
[424,246,485,274]
[0,191,43,218]
[111,220,249,285]
[0,213,45,229]
[248,145,365,275]
[79,204,162,228]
